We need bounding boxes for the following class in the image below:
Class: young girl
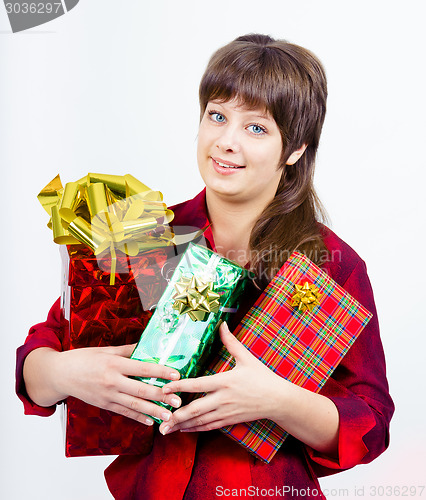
[17,34,394,499]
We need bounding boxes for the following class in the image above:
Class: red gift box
[202,252,373,463]
[60,244,174,456]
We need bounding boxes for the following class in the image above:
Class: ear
[286,144,307,165]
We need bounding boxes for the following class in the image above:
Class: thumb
[219,322,249,362]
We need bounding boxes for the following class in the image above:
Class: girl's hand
[24,344,182,425]
[158,322,282,435]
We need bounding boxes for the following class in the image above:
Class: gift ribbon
[172,275,220,322]
[38,173,175,285]
[291,281,322,312]
[146,253,222,384]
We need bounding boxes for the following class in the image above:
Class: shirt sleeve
[305,260,394,475]
[15,298,63,417]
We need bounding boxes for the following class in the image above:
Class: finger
[98,343,137,357]
[106,402,155,426]
[219,322,251,362]
[119,358,180,381]
[162,372,227,395]
[114,393,175,424]
[117,343,137,357]
[119,377,182,409]
[160,409,222,435]
[180,418,230,433]
[159,397,218,433]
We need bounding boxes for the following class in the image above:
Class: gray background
[1,1,425,498]
[4,1,80,33]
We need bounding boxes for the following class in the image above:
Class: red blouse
[16,189,394,499]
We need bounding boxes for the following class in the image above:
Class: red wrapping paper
[61,244,173,456]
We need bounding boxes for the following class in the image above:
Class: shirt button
[185,458,193,469]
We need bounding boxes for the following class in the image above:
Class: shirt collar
[170,188,215,251]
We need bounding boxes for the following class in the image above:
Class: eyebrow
[251,113,272,121]
[208,101,273,122]
[240,111,274,123]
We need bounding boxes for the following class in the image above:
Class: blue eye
[248,124,266,135]
[208,111,226,123]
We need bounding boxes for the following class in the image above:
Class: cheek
[197,124,210,156]
[197,138,211,178]
[196,137,207,167]
[266,140,284,170]
[250,143,281,170]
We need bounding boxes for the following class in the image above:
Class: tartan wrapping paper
[203,251,373,463]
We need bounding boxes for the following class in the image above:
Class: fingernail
[169,372,179,380]
[163,387,171,394]
[145,418,154,426]
[161,425,170,435]
[161,412,171,422]
[170,397,180,408]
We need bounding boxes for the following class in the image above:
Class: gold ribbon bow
[291,282,322,312]
[172,275,220,322]
[38,173,175,285]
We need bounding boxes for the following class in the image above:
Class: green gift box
[131,243,249,422]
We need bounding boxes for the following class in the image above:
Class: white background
[1,1,425,499]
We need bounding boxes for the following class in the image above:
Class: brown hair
[199,33,329,283]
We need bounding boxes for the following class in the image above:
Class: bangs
[199,45,289,119]
[199,36,327,154]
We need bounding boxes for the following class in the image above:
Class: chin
[201,170,247,199]
[208,184,247,201]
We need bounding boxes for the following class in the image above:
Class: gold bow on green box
[172,275,220,322]
[38,173,175,285]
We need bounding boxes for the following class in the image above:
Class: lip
[212,157,245,168]
[211,157,245,175]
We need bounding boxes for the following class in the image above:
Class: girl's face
[197,99,283,205]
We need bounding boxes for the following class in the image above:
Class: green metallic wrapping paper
[131,243,249,422]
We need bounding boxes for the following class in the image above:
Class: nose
[216,126,241,153]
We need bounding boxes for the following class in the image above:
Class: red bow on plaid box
[202,252,373,463]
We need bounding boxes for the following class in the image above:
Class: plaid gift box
[203,252,373,463]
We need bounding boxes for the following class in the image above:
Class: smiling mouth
[212,158,245,169]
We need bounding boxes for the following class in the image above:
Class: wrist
[24,347,68,407]
[50,350,73,401]
[265,375,298,424]
[265,375,339,454]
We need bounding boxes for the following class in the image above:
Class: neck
[205,189,270,265]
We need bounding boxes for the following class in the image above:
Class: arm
[158,260,393,469]
[17,299,183,425]
[23,344,183,425]
[16,298,64,416]
[160,322,339,455]
[24,347,68,407]
[305,260,394,473]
